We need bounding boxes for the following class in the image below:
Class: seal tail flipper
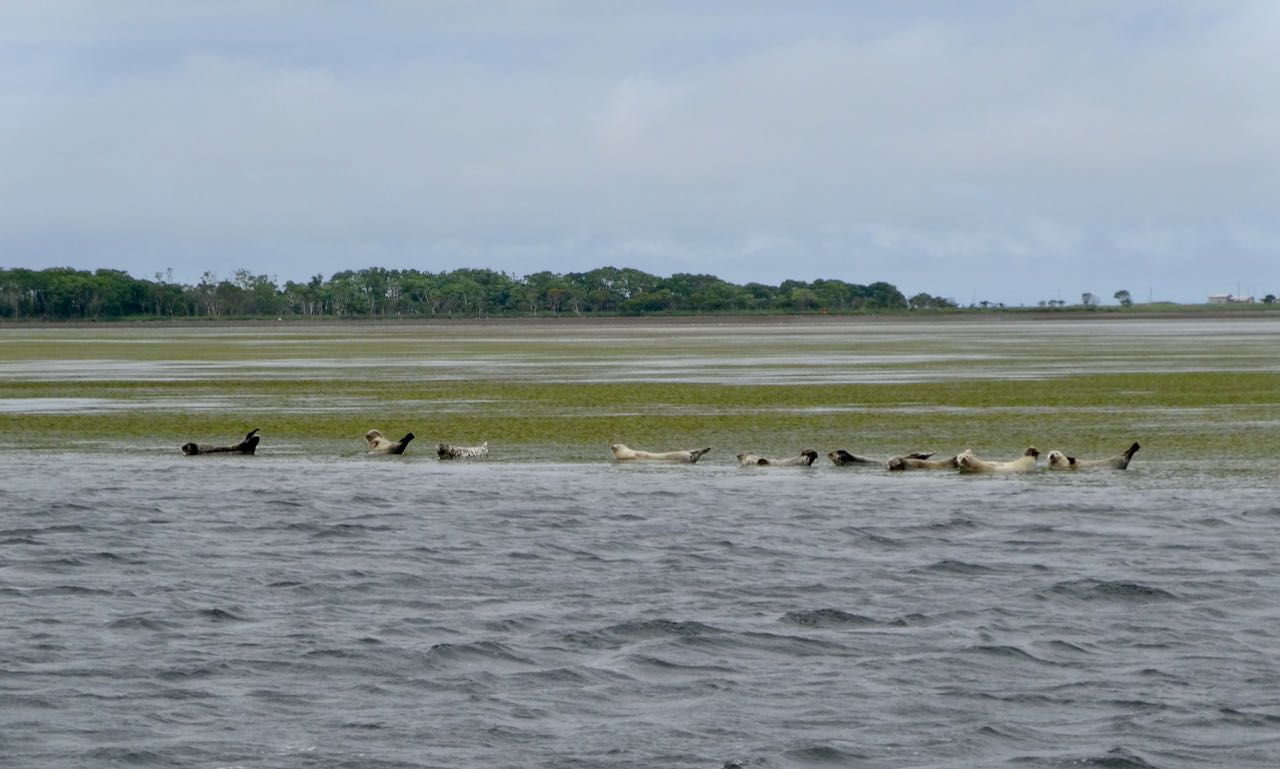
[389,432,415,455]
[689,447,711,464]
[1116,441,1141,469]
[236,428,262,454]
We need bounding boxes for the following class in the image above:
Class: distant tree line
[0,266,956,321]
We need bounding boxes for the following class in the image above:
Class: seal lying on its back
[610,444,711,463]
[1048,442,1140,470]
[437,441,489,460]
[828,450,935,468]
[182,428,260,456]
[957,447,1039,473]
[736,449,819,467]
[365,429,415,455]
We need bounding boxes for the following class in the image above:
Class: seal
[437,441,489,460]
[610,444,711,463]
[829,450,936,468]
[957,447,1040,473]
[736,449,819,467]
[1048,442,1140,470]
[181,428,261,456]
[887,453,960,471]
[365,429,415,455]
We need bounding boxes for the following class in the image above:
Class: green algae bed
[2,315,1278,464]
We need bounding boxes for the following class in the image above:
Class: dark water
[3,453,1279,768]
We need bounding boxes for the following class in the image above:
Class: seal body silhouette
[610,444,711,463]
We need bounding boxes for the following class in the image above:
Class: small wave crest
[781,608,881,628]
[1047,579,1178,603]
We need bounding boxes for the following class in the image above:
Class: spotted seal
[1048,442,1140,470]
[736,449,819,467]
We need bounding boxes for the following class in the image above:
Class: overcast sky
[3,1,1277,306]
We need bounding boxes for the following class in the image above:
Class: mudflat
[1,315,1277,465]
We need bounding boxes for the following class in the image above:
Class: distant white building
[1208,293,1254,304]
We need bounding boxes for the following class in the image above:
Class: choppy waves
[3,455,1279,768]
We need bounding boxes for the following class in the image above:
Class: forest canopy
[0,266,949,320]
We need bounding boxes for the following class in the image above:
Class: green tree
[865,281,908,309]
[811,279,863,311]
[910,292,954,310]
[0,268,41,318]
[742,282,777,310]
[1114,289,1133,307]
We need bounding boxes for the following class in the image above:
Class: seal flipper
[1116,441,1141,469]
[389,432,415,455]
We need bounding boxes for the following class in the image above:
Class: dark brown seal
[181,428,261,456]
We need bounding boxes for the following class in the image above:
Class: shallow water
[3,453,1279,769]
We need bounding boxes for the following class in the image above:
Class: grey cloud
[1,1,1277,304]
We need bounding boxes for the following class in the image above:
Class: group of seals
[367,431,490,459]
[829,450,945,469]
[952,443,1142,472]
[615,442,1141,472]
[368,431,489,459]
[181,431,1139,472]
[180,428,488,459]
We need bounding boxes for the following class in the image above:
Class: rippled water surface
[4,453,1279,768]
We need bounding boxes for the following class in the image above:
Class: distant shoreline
[3,307,1277,329]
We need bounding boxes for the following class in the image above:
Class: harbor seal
[1048,442,1140,470]
[181,428,261,456]
[610,444,711,463]
[736,449,819,467]
[829,450,936,468]
[957,447,1040,473]
[437,441,489,460]
[887,453,960,471]
[365,429,415,455]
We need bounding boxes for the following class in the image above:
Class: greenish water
[2,316,1278,465]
